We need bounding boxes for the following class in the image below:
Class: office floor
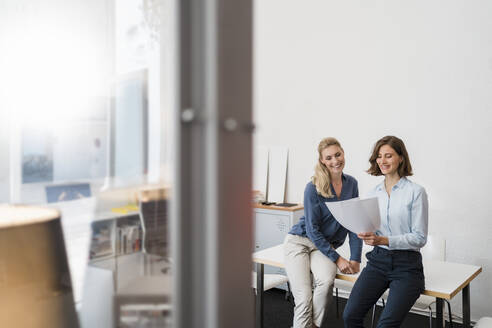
[264,288,459,328]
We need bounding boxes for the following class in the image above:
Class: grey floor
[263,288,458,328]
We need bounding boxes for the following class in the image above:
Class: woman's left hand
[349,261,360,273]
[357,232,389,246]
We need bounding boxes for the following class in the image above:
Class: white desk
[253,244,482,328]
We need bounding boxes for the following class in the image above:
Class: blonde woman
[284,137,362,328]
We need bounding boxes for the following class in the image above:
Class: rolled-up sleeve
[348,231,362,262]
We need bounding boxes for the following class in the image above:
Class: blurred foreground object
[0,205,79,328]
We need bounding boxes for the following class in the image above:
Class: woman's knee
[342,300,364,326]
[312,267,336,288]
[293,288,313,307]
[313,276,334,292]
[342,308,356,326]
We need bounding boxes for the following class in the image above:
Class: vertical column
[175,0,253,327]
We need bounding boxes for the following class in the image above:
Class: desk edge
[448,266,482,299]
[252,257,483,300]
[253,204,304,212]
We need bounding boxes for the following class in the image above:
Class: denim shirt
[289,174,362,263]
[368,177,428,251]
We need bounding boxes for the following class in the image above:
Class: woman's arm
[304,184,355,273]
[348,232,363,259]
[357,232,388,246]
[304,184,341,263]
[348,232,362,273]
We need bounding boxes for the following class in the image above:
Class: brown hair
[312,137,344,198]
[367,136,413,177]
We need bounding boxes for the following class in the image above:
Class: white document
[253,146,269,196]
[267,146,288,203]
[325,197,381,233]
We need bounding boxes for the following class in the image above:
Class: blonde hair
[312,137,343,198]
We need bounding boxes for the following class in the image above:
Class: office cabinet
[253,204,304,289]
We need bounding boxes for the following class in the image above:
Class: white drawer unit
[253,204,304,288]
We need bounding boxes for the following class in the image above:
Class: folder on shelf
[110,204,139,214]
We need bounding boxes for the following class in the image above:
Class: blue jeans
[343,247,425,328]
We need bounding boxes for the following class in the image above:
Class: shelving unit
[89,211,142,262]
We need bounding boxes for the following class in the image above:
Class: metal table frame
[253,245,481,328]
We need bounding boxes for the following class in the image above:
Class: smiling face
[376,144,402,177]
[320,145,345,177]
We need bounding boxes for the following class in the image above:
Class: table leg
[436,298,444,328]
[256,263,264,328]
[114,296,120,328]
[462,284,470,328]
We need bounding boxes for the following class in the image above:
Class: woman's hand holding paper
[357,232,389,246]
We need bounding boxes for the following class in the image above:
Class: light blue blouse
[367,177,428,251]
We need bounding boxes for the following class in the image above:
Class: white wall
[0,2,12,203]
[0,109,10,203]
[254,0,492,321]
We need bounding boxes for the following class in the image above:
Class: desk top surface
[252,244,482,300]
[253,203,304,212]
[117,275,172,299]
[93,210,140,222]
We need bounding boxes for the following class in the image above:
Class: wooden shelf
[252,203,304,212]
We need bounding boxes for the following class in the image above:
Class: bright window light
[3,11,109,128]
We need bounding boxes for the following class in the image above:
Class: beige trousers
[284,234,337,328]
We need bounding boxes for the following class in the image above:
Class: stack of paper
[325,197,381,233]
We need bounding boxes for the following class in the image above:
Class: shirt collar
[329,173,347,197]
[393,176,408,189]
[376,176,408,191]
[331,173,348,184]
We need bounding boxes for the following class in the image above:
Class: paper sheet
[325,197,381,233]
[253,146,269,196]
[267,147,288,203]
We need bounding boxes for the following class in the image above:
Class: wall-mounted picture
[22,128,54,183]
